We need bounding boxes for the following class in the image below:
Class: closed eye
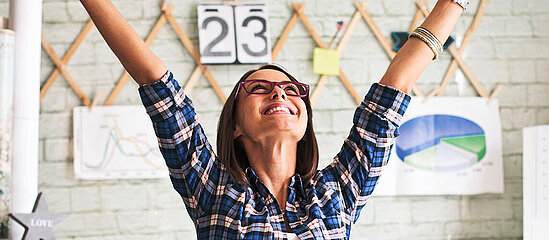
[250,84,269,92]
[284,85,299,94]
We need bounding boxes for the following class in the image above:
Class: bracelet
[451,0,469,10]
[409,27,443,60]
[415,27,443,55]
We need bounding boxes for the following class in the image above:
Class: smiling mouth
[263,106,296,115]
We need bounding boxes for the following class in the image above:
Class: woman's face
[233,69,308,143]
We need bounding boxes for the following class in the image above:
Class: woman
[81,0,467,239]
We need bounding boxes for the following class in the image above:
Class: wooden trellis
[354,0,498,99]
[103,4,227,105]
[41,20,94,107]
[354,1,424,97]
[415,0,492,98]
[41,2,227,107]
[430,0,493,97]
[271,3,363,105]
[40,0,495,108]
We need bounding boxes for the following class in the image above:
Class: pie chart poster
[375,97,504,196]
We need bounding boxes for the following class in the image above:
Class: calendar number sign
[197,4,272,64]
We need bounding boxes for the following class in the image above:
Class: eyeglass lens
[243,80,307,96]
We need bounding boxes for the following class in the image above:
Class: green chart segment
[403,134,486,171]
[440,134,486,160]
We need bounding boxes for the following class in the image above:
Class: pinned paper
[313,48,340,76]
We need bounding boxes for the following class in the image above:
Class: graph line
[85,116,163,170]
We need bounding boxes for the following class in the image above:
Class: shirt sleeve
[138,71,229,220]
[320,83,410,222]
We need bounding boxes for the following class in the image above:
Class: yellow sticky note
[313,48,340,76]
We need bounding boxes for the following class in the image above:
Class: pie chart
[395,115,486,172]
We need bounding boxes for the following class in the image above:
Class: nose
[270,85,287,100]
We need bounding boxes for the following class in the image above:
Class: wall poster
[374,97,504,195]
[73,106,166,180]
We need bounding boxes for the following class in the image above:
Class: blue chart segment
[395,115,486,172]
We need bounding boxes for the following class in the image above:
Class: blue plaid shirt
[139,71,410,239]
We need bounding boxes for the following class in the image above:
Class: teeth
[265,106,291,115]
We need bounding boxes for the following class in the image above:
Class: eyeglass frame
[235,79,310,98]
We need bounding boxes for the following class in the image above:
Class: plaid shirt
[139,71,410,239]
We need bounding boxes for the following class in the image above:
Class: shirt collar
[245,168,269,197]
[289,174,306,199]
[245,167,259,186]
[246,167,306,199]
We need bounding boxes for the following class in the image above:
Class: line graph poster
[374,97,504,195]
[73,106,166,179]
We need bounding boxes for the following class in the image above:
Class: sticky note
[313,48,340,76]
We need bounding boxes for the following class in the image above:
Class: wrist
[450,0,469,10]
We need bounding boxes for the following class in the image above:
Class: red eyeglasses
[236,79,309,97]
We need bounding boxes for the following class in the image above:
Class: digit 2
[202,16,231,57]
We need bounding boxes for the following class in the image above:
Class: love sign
[8,192,69,239]
[197,4,272,64]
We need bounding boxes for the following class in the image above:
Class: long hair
[216,64,319,186]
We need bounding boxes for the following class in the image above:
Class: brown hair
[216,64,319,186]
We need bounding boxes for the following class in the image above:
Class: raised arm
[379,0,464,93]
[318,0,466,222]
[80,0,167,85]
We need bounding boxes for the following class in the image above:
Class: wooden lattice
[271,3,363,105]
[40,0,496,109]
[102,4,226,105]
[415,0,490,98]
[41,2,227,107]
[41,20,94,107]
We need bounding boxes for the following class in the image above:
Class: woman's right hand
[80,0,167,85]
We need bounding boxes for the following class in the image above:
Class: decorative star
[8,192,69,240]
[391,31,456,52]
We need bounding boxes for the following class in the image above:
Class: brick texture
[0,0,545,239]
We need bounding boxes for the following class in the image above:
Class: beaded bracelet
[409,27,443,60]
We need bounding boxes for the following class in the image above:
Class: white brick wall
[0,0,546,238]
